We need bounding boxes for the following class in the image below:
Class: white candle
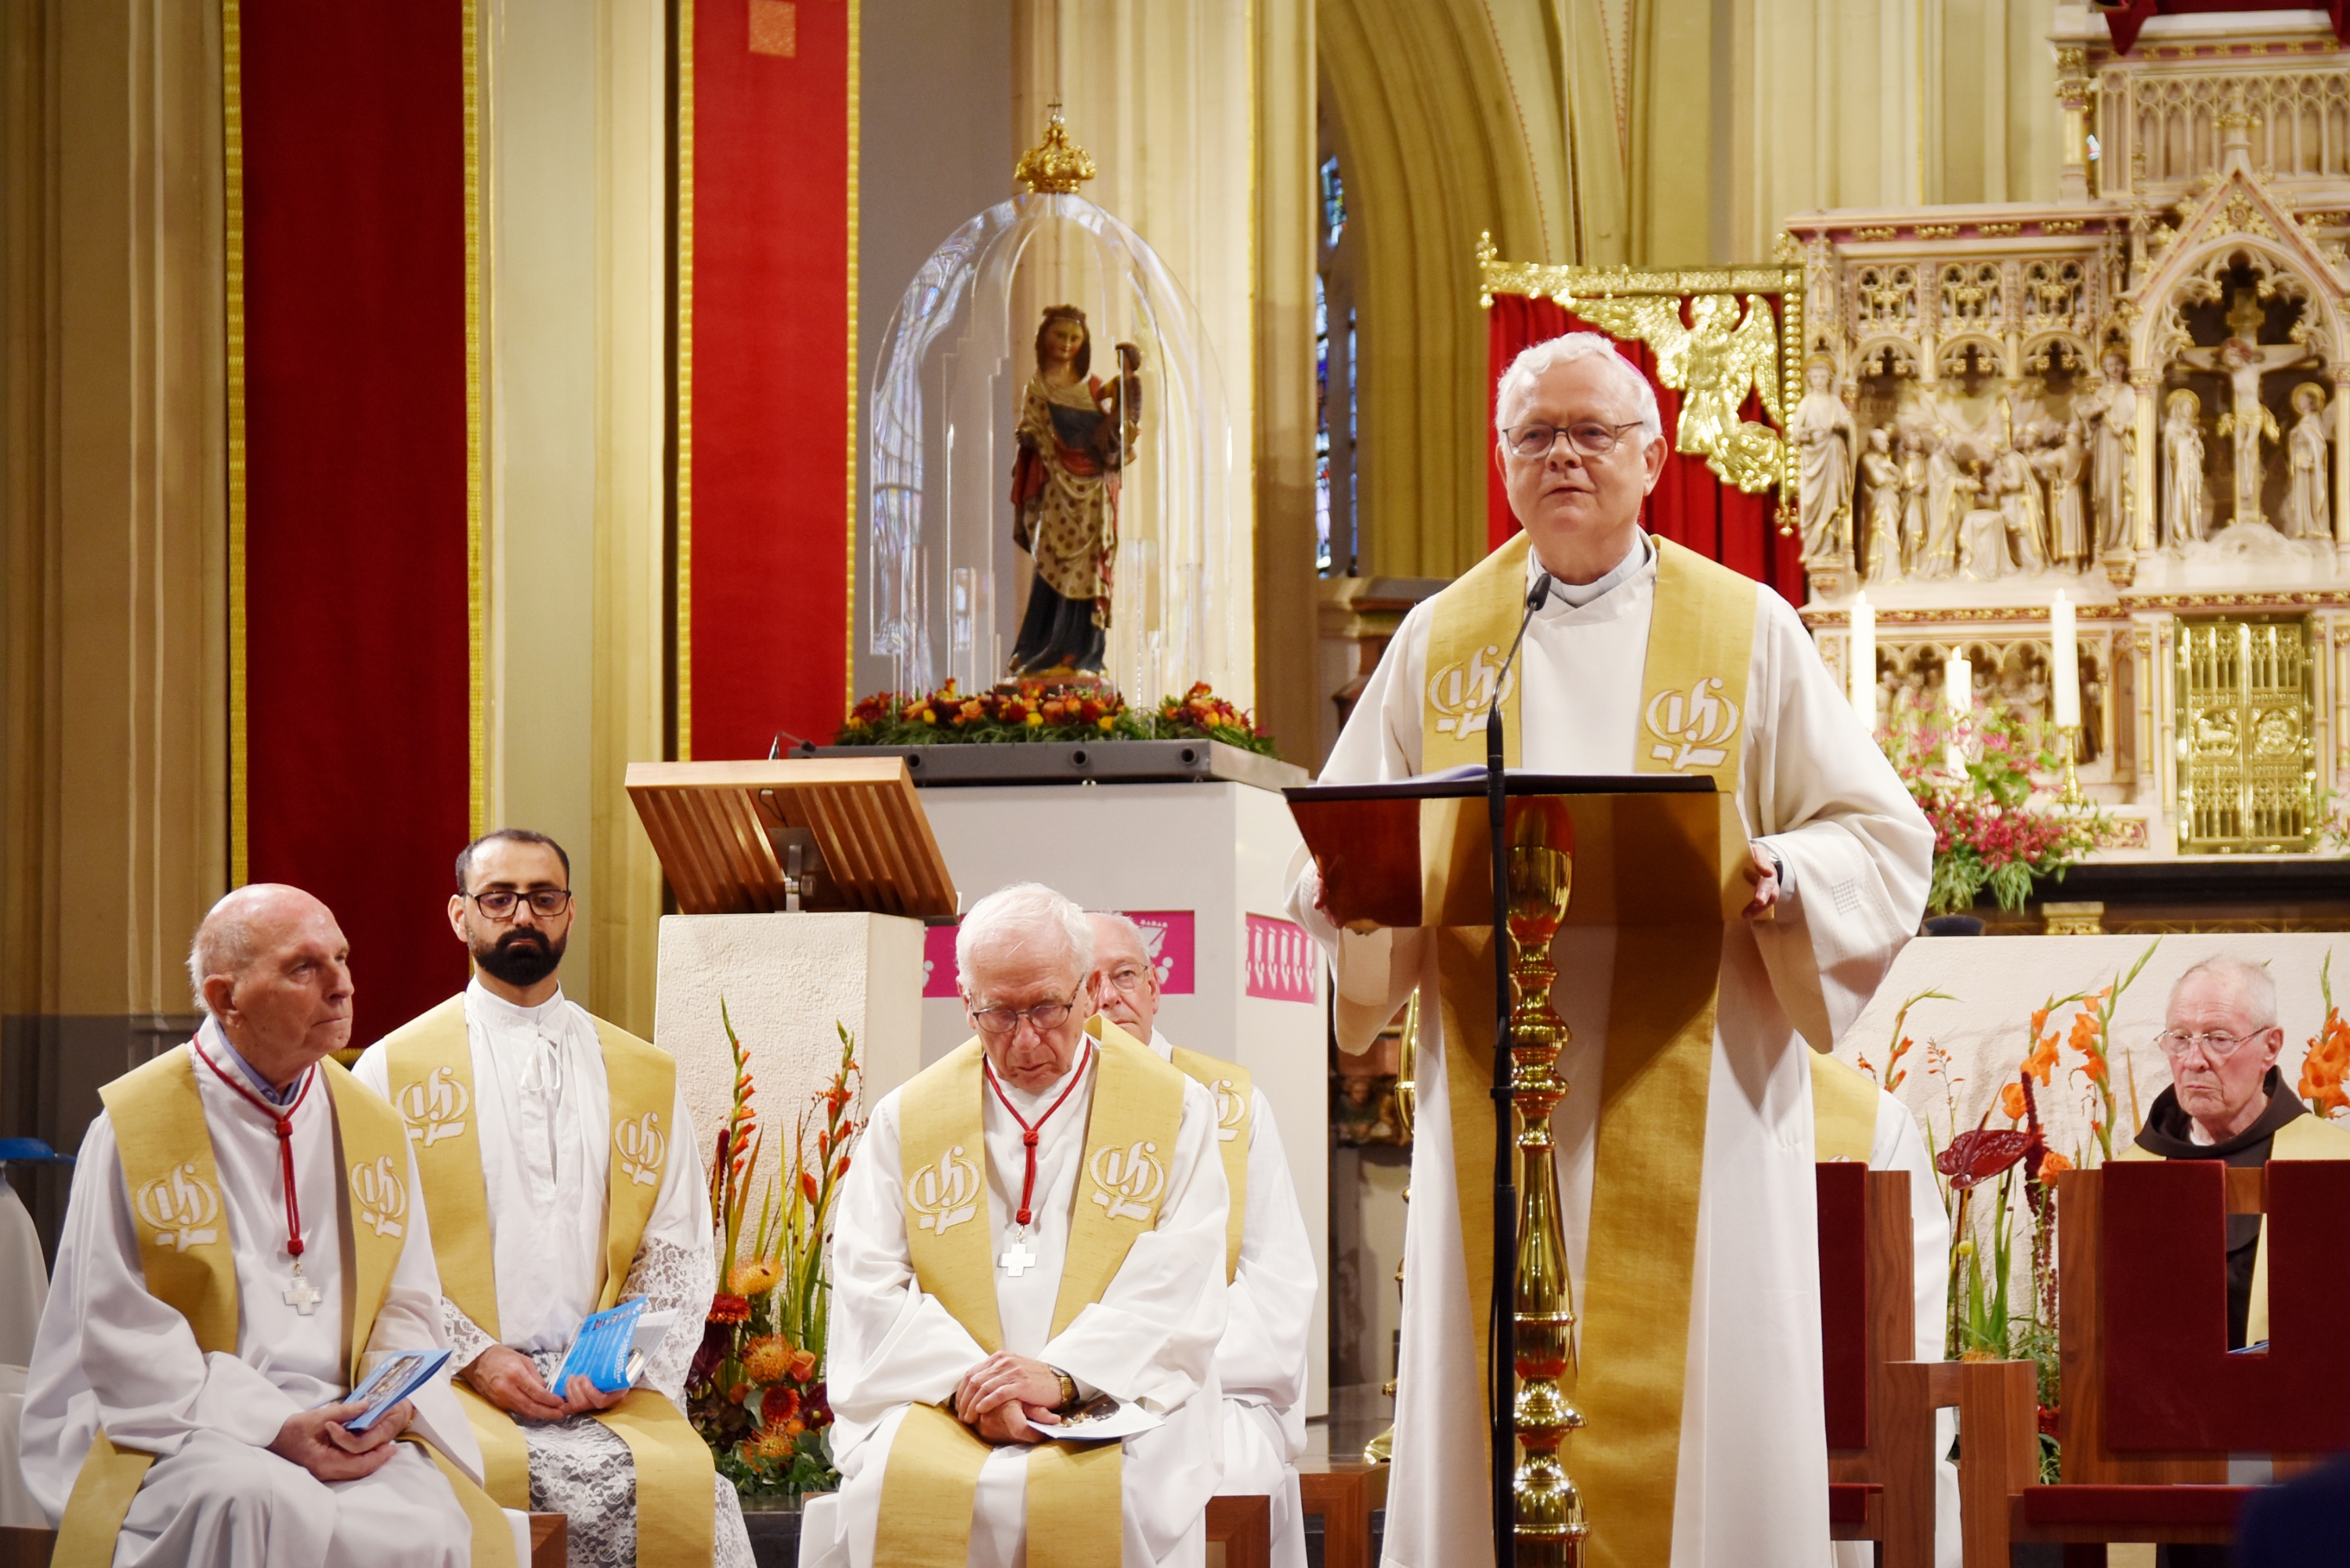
[1945,654,1971,782]
[2050,592,2080,728]
[1849,594,1876,729]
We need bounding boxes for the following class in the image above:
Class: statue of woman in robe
[1007,305,1144,676]
[1991,432,2050,575]
[2035,416,2091,570]
[1857,427,1905,585]
[1790,358,1856,564]
[2160,388,2210,547]
[2280,381,2334,540]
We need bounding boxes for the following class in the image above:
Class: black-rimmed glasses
[466,888,573,921]
[1502,420,1646,461]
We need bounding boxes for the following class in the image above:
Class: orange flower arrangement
[2037,1151,2073,1186]
[2300,951,2350,1120]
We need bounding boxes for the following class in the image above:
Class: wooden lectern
[626,759,956,1195]
[625,757,956,918]
[1288,773,1743,1568]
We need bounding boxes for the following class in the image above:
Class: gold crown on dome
[1016,102,1097,195]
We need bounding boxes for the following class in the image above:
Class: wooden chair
[0,1514,567,1567]
[1965,1161,2350,1563]
[1819,1163,1933,1566]
[1298,1455,1388,1568]
[1206,1494,1271,1568]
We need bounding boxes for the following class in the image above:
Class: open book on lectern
[1282,769,1744,934]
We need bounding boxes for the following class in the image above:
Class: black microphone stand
[1486,576,1548,1566]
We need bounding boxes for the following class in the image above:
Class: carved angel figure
[1569,291,1785,493]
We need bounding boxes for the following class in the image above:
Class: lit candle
[2050,591,2080,728]
[1946,655,1971,719]
[1849,593,1876,729]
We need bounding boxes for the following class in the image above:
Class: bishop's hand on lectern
[1285,334,1931,1568]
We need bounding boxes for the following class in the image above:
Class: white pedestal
[653,912,926,1204]
[914,779,1329,1417]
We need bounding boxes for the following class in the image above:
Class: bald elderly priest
[1090,912,1317,1568]
[1292,330,1932,1567]
[810,883,1230,1568]
[21,886,511,1568]
[2121,956,2350,1349]
[354,829,751,1567]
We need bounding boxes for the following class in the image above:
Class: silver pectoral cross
[999,1237,1037,1277]
[282,1263,322,1316]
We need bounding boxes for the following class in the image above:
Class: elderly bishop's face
[962,929,1098,1093]
[1497,355,1668,573]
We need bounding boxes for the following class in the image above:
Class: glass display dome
[865,124,1242,703]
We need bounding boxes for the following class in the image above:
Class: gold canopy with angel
[1569,290,1789,496]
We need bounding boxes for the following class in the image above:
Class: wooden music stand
[625,758,956,919]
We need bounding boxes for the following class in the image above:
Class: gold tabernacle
[1506,800,1587,1565]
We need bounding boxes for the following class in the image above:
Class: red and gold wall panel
[679,0,859,760]
[230,0,479,1040]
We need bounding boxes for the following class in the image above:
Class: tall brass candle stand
[2057,722,2084,804]
[1506,809,1587,1565]
[1364,996,1419,1465]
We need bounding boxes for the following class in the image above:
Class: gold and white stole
[381,995,714,1566]
[877,1021,1186,1568]
[1419,530,1758,1568]
[1158,1035,1250,1282]
[52,1050,515,1568]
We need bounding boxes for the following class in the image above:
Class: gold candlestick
[1364,996,1419,1465]
[1505,804,1587,1566]
[2058,722,2083,805]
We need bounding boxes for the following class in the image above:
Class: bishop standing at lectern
[1288,331,1932,1568]
[810,882,1230,1568]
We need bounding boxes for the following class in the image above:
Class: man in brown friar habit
[355,829,752,1566]
[20,884,518,1567]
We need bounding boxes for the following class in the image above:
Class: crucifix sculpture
[2173,288,2316,529]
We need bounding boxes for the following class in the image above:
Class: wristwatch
[1049,1365,1079,1411]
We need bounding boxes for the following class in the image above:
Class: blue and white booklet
[551,1299,678,1395]
[336,1348,452,1433]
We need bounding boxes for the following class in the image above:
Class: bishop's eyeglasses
[1502,420,1646,462]
[967,999,1075,1037]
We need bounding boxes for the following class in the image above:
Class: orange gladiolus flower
[2001,1082,2027,1122]
[2038,1151,2073,1185]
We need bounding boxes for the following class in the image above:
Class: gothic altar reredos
[1787,9,2350,857]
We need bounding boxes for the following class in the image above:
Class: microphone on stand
[1485,569,1551,1563]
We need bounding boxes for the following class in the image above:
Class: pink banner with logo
[924,911,1196,999]
[1245,915,1318,1003]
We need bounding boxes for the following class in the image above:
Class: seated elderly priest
[1088,912,1316,1568]
[2122,955,2350,1348]
[813,882,1230,1568]
[20,884,507,1568]
[354,829,749,1567]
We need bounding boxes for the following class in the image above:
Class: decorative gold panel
[2173,619,2316,853]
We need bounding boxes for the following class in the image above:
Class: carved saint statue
[2160,388,2211,547]
[2034,417,2091,569]
[1992,435,2050,575]
[2280,381,2334,541]
[1857,427,1905,585]
[1919,429,1969,580]
[1790,358,1858,565]
[2082,352,2138,552]
[1898,433,1930,576]
[1007,305,1143,675]
[2173,326,2310,529]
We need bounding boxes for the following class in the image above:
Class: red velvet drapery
[1485,294,1806,605]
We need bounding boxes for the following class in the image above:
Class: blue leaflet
[340,1348,453,1433]
[553,1297,651,1395]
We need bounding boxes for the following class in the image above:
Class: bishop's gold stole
[1420,531,1757,1568]
[52,1050,516,1568]
[381,995,714,1566]
[877,1024,1186,1568]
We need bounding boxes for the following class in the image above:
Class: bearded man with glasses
[355,829,752,1567]
[2120,956,2350,1351]
[806,882,1231,1568]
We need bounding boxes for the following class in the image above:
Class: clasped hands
[953,1352,1066,1444]
[464,1343,628,1422]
